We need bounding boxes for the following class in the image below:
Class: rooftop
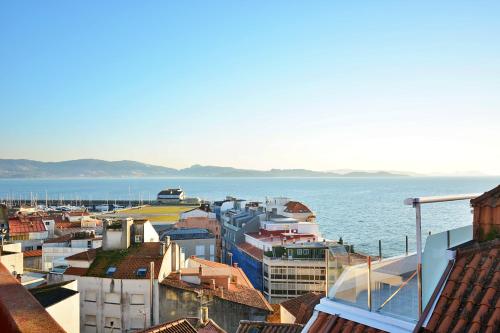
[281,292,324,324]
[0,262,65,333]
[306,311,386,333]
[237,242,264,260]
[8,217,46,234]
[29,280,79,308]
[164,228,215,240]
[420,239,499,332]
[65,242,166,279]
[236,321,303,333]
[137,318,197,333]
[23,249,43,257]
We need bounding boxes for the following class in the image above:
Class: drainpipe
[150,261,155,326]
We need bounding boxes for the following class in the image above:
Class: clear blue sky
[1,1,499,174]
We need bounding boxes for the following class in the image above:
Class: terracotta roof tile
[421,239,500,333]
[23,249,42,257]
[136,318,197,333]
[236,320,303,333]
[280,292,324,324]
[162,276,273,312]
[82,243,166,279]
[64,267,88,276]
[237,242,264,260]
[65,248,97,261]
[0,262,65,333]
[8,217,46,235]
[306,312,386,333]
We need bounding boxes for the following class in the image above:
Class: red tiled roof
[64,267,88,276]
[0,262,65,333]
[197,319,227,333]
[284,201,312,214]
[65,248,97,261]
[421,239,500,333]
[137,318,197,333]
[55,221,80,229]
[44,234,74,244]
[237,242,264,260]
[307,312,386,333]
[280,292,324,324]
[23,249,42,257]
[8,217,46,235]
[188,256,254,289]
[471,184,500,207]
[79,243,167,279]
[162,276,273,312]
[236,321,303,333]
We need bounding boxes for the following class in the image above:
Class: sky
[0,1,499,175]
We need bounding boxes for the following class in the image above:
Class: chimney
[160,242,166,256]
[211,279,216,290]
[471,185,500,242]
[198,265,202,276]
[218,286,224,298]
[200,306,209,324]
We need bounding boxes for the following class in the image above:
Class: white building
[42,231,102,271]
[63,219,184,333]
[157,188,185,204]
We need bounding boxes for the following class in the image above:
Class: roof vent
[106,266,116,277]
[136,268,147,278]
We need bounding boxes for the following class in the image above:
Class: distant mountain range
[0,159,409,178]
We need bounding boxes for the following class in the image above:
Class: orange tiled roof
[162,276,273,312]
[236,321,303,333]
[280,292,324,324]
[137,318,197,333]
[307,312,386,333]
[471,185,500,207]
[237,242,264,260]
[65,248,97,261]
[64,267,88,276]
[23,249,42,257]
[422,239,500,333]
[8,217,46,235]
[188,256,254,289]
[284,201,312,214]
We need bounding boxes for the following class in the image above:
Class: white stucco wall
[46,280,80,333]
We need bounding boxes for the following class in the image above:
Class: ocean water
[1,177,498,256]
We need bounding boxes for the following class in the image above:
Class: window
[85,290,97,302]
[209,244,215,255]
[135,235,143,243]
[104,293,120,304]
[85,315,97,327]
[297,249,303,255]
[136,268,147,278]
[105,266,116,277]
[303,249,310,255]
[87,240,92,248]
[45,222,50,226]
[130,294,145,305]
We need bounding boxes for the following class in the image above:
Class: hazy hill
[0,159,408,178]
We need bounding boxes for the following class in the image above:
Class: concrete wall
[174,238,215,261]
[0,251,23,275]
[64,275,160,333]
[159,285,269,333]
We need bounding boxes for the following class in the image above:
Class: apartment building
[62,218,184,333]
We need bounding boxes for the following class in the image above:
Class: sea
[1,177,499,257]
